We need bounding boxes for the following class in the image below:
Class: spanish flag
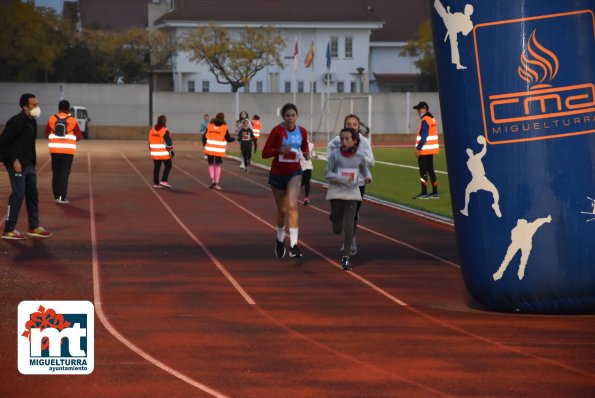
[304,41,314,68]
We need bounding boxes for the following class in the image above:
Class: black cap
[413,101,429,110]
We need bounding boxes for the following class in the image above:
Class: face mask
[29,106,41,118]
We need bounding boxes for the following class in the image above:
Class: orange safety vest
[204,123,228,157]
[47,112,78,155]
[252,120,262,139]
[148,127,171,160]
[416,114,439,155]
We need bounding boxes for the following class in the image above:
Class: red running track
[1,140,594,397]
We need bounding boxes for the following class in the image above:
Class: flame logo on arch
[517,30,559,89]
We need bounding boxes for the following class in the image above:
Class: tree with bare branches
[182,23,286,92]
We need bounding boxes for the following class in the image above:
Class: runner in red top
[262,103,310,259]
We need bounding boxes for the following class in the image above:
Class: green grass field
[230,146,454,219]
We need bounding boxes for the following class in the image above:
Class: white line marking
[87,153,231,398]
[318,151,448,174]
[174,165,408,306]
[121,154,256,306]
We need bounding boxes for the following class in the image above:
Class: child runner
[325,127,372,270]
[300,135,316,205]
[237,119,256,173]
[235,111,251,169]
[203,112,235,190]
[327,114,375,255]
[148,114,174,188]
[262,103,310,259]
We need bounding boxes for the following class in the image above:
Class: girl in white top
[325,127,372,270]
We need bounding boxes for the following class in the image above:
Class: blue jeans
[4,164,40,232]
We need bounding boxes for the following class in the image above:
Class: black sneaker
[289,245,302,258]
[429,192,440,199]
[412,193,430,199]
[341,256,352,270]
[275,240,286,259]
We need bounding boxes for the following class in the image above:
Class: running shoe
[429,192,440,199]
[1,230,26,240]
[159,181,172,188]
[27,227,52,238]
[214,184,222,190]
[209,181,216,189]
[289,245,303,258]
[55,196,70,204]
[153,184,162,188]
[275,240,286,259]
[341,256,352,270]
[412,193,430,199]
[303,197,310,206]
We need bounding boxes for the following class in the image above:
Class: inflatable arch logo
[473,10,595,144]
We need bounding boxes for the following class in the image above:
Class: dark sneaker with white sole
[341,256,352,270]
[275,240,286,259]
[289,245,302,258]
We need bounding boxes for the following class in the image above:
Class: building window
[187,80,195,92]
[345,37,353,58]
[350,81,357,93]
[298,81,304,93]
[330,36,338,58]
[337,81,344,93]
[256,81,263,93]
[202,81,209,93]
[284,81,291,93]
[312,81,317,93]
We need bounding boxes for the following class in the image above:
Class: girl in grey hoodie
[325,128,372,270]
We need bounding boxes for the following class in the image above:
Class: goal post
[314,95,373,150]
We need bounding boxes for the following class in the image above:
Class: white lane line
[87,153,231,398]
[317,151,448,174]
[174,164,408,307]
[121,154,256,306]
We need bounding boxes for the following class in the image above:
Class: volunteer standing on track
[327,114,374,255]
[45,99,83,204]
[203,112,235,190]
[325,127,371,270]
[148,115,174,188]
[262,103,310,259]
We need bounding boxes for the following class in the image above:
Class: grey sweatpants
[330,199,359,256]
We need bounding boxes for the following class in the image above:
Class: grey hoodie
[325,148,371,201]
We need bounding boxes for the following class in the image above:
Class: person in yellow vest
[251,114,262,151]
[413,101,440,199]
[202,112,235,190]
[44,99,82,204]
[148,115,174,188]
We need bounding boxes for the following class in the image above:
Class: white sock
[289,227,299,247]
[277,226,285,242]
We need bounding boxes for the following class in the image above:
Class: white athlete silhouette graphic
[460,135,502,218]
[581,197,595,222]
[493,215,552,281]
[434,0,474,70]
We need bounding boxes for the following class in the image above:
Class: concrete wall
[0,83,440,139]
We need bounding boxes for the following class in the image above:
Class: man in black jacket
[0,93,52,240]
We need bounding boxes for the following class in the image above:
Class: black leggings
[301,169,312,197]
[330,200,358,255]
[153,159,172,184]
[418,154,437,194]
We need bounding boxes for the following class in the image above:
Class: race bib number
[279,149,300,163]
[338,168,358,181]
